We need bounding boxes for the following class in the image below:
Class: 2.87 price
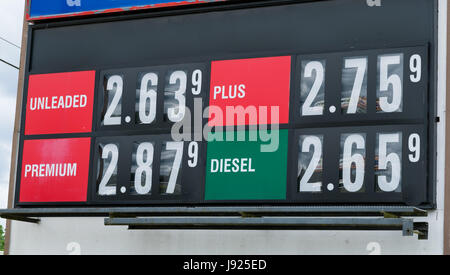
[95,138,201,199]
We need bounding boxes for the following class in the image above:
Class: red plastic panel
[19,138,91,203]
[25,71,95,135]
[209,56,291,126]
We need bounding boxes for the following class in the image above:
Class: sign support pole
[444,0,450,256]
[4,9,28,256]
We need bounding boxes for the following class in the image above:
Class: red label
[19,138,91,203]
[25,71,96,135]
[209,56,291,126]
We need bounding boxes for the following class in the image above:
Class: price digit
[134,142,154,195]
[191,69,203,95]
[410,54,422,83]
[342,134,365,192]
[103,75,123,125]
[344,58,367,114]
[188,142,199,168]
[299,135,322,192]
[408,133,421,163]
[138,73,158,124]
[167,71,187,122]
[377,133,402,192]
[164,142,184,194]
[98,143,119,196]
[301,61,325,116]
[378,54,403,113]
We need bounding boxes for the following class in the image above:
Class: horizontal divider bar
[104,217,416,237]
[0,206,427,219]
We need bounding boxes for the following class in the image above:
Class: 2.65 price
[298,130,422,193]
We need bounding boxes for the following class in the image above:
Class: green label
[205,130,288,201]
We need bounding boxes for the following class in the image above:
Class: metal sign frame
[12,0,439,210]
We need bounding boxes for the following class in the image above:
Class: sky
[0,0,26,227]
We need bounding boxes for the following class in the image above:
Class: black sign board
[15,0,438,208]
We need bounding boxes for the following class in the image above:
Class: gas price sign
[15,0,437,208]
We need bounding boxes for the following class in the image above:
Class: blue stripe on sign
[29,0,217,18]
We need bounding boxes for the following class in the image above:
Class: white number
[302,61,324,116]
[168,71,187,122]
[366,242,382,255]
[188,142,199,168]
[378,133,401,192]
[343,134,365,192]
[345,58,367,114]
[300,136,322,192]
[165,142,184,194]
[134,142,154,195]
[410,54,422,83]
[66,242,81,255]
[104,75,123,126]
[378,55,403,113]
[139,73,158,124]
[66,0,81,7]
[408,133,421,163]
[191,69,203,95]
[98,144,118,196]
